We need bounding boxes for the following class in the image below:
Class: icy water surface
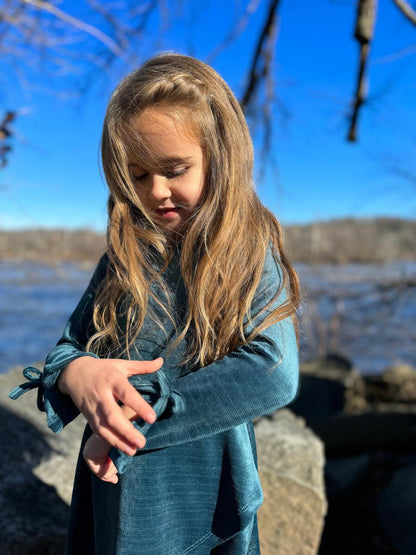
[0,261,95,375]
[297,261,416,374]
[1,260,415,376]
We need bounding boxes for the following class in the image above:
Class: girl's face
[129,109,206,233]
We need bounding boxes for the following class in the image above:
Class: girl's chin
[156,218,185,236]
[154,210,188,232]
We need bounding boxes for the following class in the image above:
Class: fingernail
[146,411,156,424]
[132,433,141,446]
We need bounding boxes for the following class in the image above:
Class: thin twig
[373,44,416,64]
[259,12,279,174]
[393,0,416,25]
[22,0,124,56]
[207,0,261,63]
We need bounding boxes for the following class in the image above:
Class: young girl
[10,53,300,554]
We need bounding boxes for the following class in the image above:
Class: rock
[325,453,370,495]
[283,357,416,554]
[293,358,416,421]
[380,363,416,402]
[309,411,416,457]
[291,355,360,421]
[0,366,86,554]
[378,462,416,555]
[2,368,328,555]
[319,451,402,555]
[300,354,353,378]
[255,409,327,555]
[344,363,416,413]
[382,363,416,384]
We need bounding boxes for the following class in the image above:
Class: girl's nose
[148,175,171,201]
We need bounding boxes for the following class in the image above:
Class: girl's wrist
[57,357,83,395]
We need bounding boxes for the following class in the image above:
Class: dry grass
[284,217,416,264]
[0,228,106,264]
[0,217,415,264]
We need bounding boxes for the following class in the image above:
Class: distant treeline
[0,217,415,264]
[0,228,106,265]
[284,217,416,264]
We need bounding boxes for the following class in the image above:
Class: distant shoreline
[1,217,415,264]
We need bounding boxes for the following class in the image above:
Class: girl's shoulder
[97,251,110,270]
[262,244,284,280]
[88,251,110,290]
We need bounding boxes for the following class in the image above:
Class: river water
[1,260,415,376]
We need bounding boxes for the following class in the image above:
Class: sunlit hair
[87,53,300,366]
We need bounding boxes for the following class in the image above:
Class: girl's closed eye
[165,166,188,179]
[131,170,148,182]
[130,167,188,182]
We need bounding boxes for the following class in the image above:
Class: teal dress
[10,249,299,554]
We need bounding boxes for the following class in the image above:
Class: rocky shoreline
[1,365,326,555]
[2,358,416,554]
[291,356,416,555]
[0,367,83,554]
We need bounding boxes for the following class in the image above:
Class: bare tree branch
[241,0,281,109]
[238,0,282,176]
[207,0,262,63]
[0,0,414,172]
[347,0,378,142]
[259,11,279,171]
[22,0,124,56]
[373,43,416,64]
[0,111,16,168]
[87,0,130,51]
[393,0,416,26]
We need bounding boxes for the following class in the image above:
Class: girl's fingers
[92,424,139,456]
[113,380,157,424]
[84,455,119,484]
[94,402,147,453]
[103,473,119,484]
[120,357,163,377]
[101,456,119,484]
[74,358,161,453]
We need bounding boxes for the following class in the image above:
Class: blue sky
[1,0,415,230]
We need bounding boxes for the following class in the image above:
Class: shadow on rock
[290,355,416,555]
[0,405,69,555]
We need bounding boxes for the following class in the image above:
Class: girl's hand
[58,356,163,455]
[83,433,119,484]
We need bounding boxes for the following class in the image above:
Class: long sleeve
[111,253,299,473]
[9,254,108,433]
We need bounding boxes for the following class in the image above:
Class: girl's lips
[155,207,180,218]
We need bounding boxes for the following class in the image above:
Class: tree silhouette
[0,0,415,165]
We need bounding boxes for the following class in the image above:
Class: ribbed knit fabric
[9,249,299,554]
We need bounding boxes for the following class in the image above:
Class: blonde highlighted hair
[87,53,300,367]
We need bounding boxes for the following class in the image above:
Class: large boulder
[378,462,416,555]
[291,355,359,420]
[291,359,416,555]
[0,366,85,554]
[345,363,416,415]
[2,367,327,555]
[255,409,327,555]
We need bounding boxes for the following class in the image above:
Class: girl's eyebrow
[129,156,193,168]
[157,156,193,165]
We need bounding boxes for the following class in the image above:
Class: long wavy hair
[86,53,300,367]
